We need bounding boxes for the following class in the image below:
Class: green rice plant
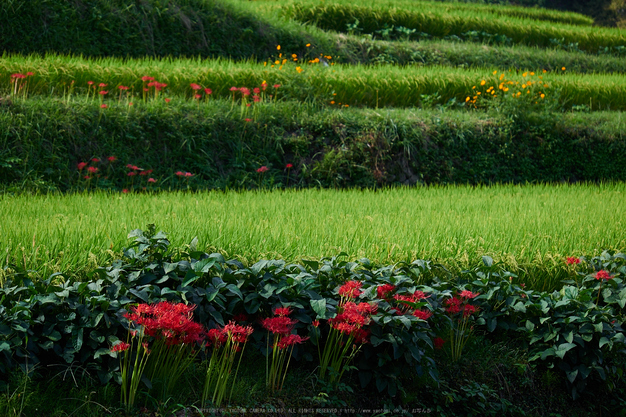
[266,0,595,27]
[2,54,626,110]
[281,2,626,52]
[1,184,625,291]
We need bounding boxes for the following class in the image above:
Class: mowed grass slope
[1,184,625,290]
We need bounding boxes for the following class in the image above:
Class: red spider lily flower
[110,341,131,353]
[262,83,267,91]
[125,302,205,346]
[175,171,184,176]
[444,296,462,315]
[26,72,34,76]
[274,307,292,317]
[194,94,202,100]
[253,87,261,94]
[286,163,293,169]
[224,322,254,344]
[92,158,100,163]
[108,156,117,162]
[129,102,134,106]
[84,175,91,180]
[393,291,429,313]
[77,162,88,170]
[207,328,228,348]
[99,91,108,96]
[141,76,155,82]
[277,334,309,350]
[459,290,479,299]
[98,83,107,88]
[412,309,432,321]
[246,103,251,107]
[122,189,129,193]
[147,178,156,183]
[190,83,202,90]
[165,98,171,103]
[154,82,167,90]
[434,337,446,350]
[143,88,149,92]
[244,118,253,122]
[184,172,194,177]
[253,95,260,102]
[566,257,581,265]
[87,81,94,86]
[596,270,612,280]
[273,84,281,88]
[100,104,108,108]
[312,320,320,327]
[463,304,479,318]
[338,281,362,299]
[87,166,98,173]
[230,86,238,91]
[352,327,370,344]
[232,313,249,322]
[356,302,378,315]
[240,88,251,97]
[10,73,26,79]
[127,172,137,177]
[118,85,129,90]
[257,166,269,173]
[204,88,212,95]
[376,284,395,299]
[262,316,297,336]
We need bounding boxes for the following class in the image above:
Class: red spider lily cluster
[328,301,374,344]
[338,280,362,299]
[376,283,396,299]
[566,256,581,265]
[444,291,480,318]
[596,270,612,281]
[207,321,254,350]
[256,166,269,173]
[261,307,308,349]
[175,171,194,177]
[10,72,34,95]
[124,302,205,346]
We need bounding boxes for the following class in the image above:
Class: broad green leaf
[525,320,535,331]
[310,299,327,318]
[555,343,576,359]
[599,337,611,348]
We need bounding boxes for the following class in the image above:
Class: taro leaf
[564,330,574,344]
[566,368,578,383]
[209,310,224,326]
[47,330,62,341]
[482,256,493,267]
[540,347,555,360]
[599,337,611,348]
[163,262,178,274]
[226,284,243,299]
[395,315,411,329]
[193,258,216,274]
[212,277,226,288]
[182,272,200,288]
[129,289,149,302]
[310,299,327,318]
[260,283,277,299]
[555,343,576,359]
[487,317,497,332]
[512,302,527,313]
[301,259,319,271]
[0,342,10,352]
[359,371,372,388]
[72,328,84,352]
[94,347,112,360]
[375,376,388,392]
[244,298,260,314]
[205,287,219,302]
[293,312,312,324]
[525,320,535,331]
[39,340,54,350]
[250,260,269,276]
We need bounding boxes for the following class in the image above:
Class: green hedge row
[1,98,626,191]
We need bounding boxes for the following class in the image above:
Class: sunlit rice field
[1,183,625,290]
